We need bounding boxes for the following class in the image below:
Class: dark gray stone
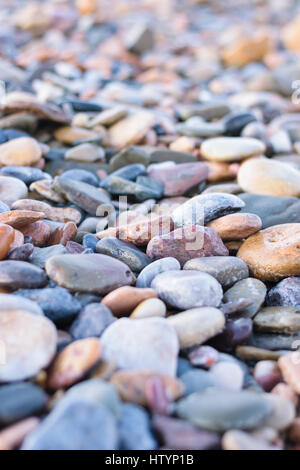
[96,237,151,272]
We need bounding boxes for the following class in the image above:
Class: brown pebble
[47,222,77,246]
[8,229,24,252]
[0,224,15,260]
[21,221,51,247]
[207,213,262,241]
[102,286,157,316]
[0,210,45,229]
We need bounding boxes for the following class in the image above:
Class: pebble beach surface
[1,0,300,451]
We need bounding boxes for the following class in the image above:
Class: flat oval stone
[267,277,300,308]
[47,338,102,390]
[136,257,181,288]
[0,223,15,260]
[167,307,225,348]
[183,256,249,287]
[151,270,223,310]
[0,210,45,229]
[69,303,115,340]
[0,166,51,184]
[17,286,81,325]
[102,286,157,317]
[45,254,133,294]
[0,309,57,382]
[0,137,42,166]
[110,370,184,406]
[239,194,300,229]
[0,261,47,290]
[201,137,265,162]
[0,382,47,426]
[207,213,262,241]
[176,389,272,432]
[54,126,98,144]
[101,317,179,377]
[96,237,151,272]
[238,157,300,197]
[30,179,65,204]
[147,225,228,267]
[65,143,104,162]
[254,307,300,333]
[130,298,166,319]
[0,176,28,207]
[172,193,245,226]
[237,223,300,281]
[223,278,267,318]
[109,146,150,172]
[61,169,99,187]
[147,162,209,197]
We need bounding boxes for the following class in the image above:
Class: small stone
[147,162,209,197]
[236,346,282,362]
[7,243,34,261]
[70,303,115,340]
[30,244,67,269]
[223,278,266,318]
[267,277,300,308]
[47,338,102,390]
[147,225,228,267]
[30,179,65,204]
[17,286,81,326]
[21,221,51,247]
[0,383,47,426]
[109,146,150,172]
[61,169,99,187]
[110,370,184,406]
[136,257,180,288]
[172,193,245,226]
[151,270,223,310]
[201,137,265,162]
[45,254,133,294]
[188,345,219,368]
[0,417,40,451]
[253,361,282,392]
[125,24,154,55]
[0,309,57,382]
[88,106,127,127]
[0,176,28,207]
[96,237,151,272]
[108,111,154,150]
[183,256,249,288]
[237,224,300,281]
[210,362,244,391]
[0,260,47,290]
[101,317,179,377]
[207,213,262,241]
[54,126,98,144]
[0,223,15,260]
[221,32,271,67]
[65,143,104,162]
[167,307,225,348]
[180,369,217,394]
[0,166,50,185]
[0,210,45,229]
[48,221,77,246]
[130,298,166,319]
[176,389,272,432]
[0,137,41,166]
[238,157,300,197]
[254,307,300,334]
[102,286,157,317]
[119,403,157,450]
[210,317,253,352]
[278,352,300,394]
[153,415,220,450]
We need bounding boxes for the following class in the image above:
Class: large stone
[136,257,180,288]
[101,317,179,377]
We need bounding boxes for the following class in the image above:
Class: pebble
[130,298,166,319]
[0,261,47,290]
[7,243,34,261]
[119,404,157,450]
[17,286,81,326]
[110,370,184,406]
[0,210,45,229]
[0,176,28,207]
[54,126,98,145]
[267,277,300,308]
[222,430,278,451]
[0,293,43,316]
[253,361,282,392]
[109,146,150,172]
[108,111,154,150]
[21,221,51,247]
[151,270,223,310]
[183,256,249,288]
[45,253,133,294]
[30,244,67,269]
[136,257,180,288]
[147,225,229,267]
[0,224,15,260]
[0,309,57,382]
[201,137,265,162]
[167,307,225,349]
[70,303,115,339]
[101,317,179,377]
[48,221,77,246]
[60,169,99,187]
[0,166,51,184]
[210,362,244,391]
[0,417,40,451]
[172,193,245,226]
[237,223,300,281]
[254,307,300,334]
[207,213,262,241]
[210,317,253,352]
[188,345,219,368]
[65,143,104,162]
[176,389,272,432]
[147,162,209,196]
[263,394,295,431]
[96,237,151,272]
[102,286,157,317]
[0,382,47,426]
[47,338,102,390]
[238,157,300,197]
[223,278,267,317]
[0,137,42,166]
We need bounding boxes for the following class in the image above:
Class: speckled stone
[183,256,249,287]
[151,270,223,310]
[267,277,300,308]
